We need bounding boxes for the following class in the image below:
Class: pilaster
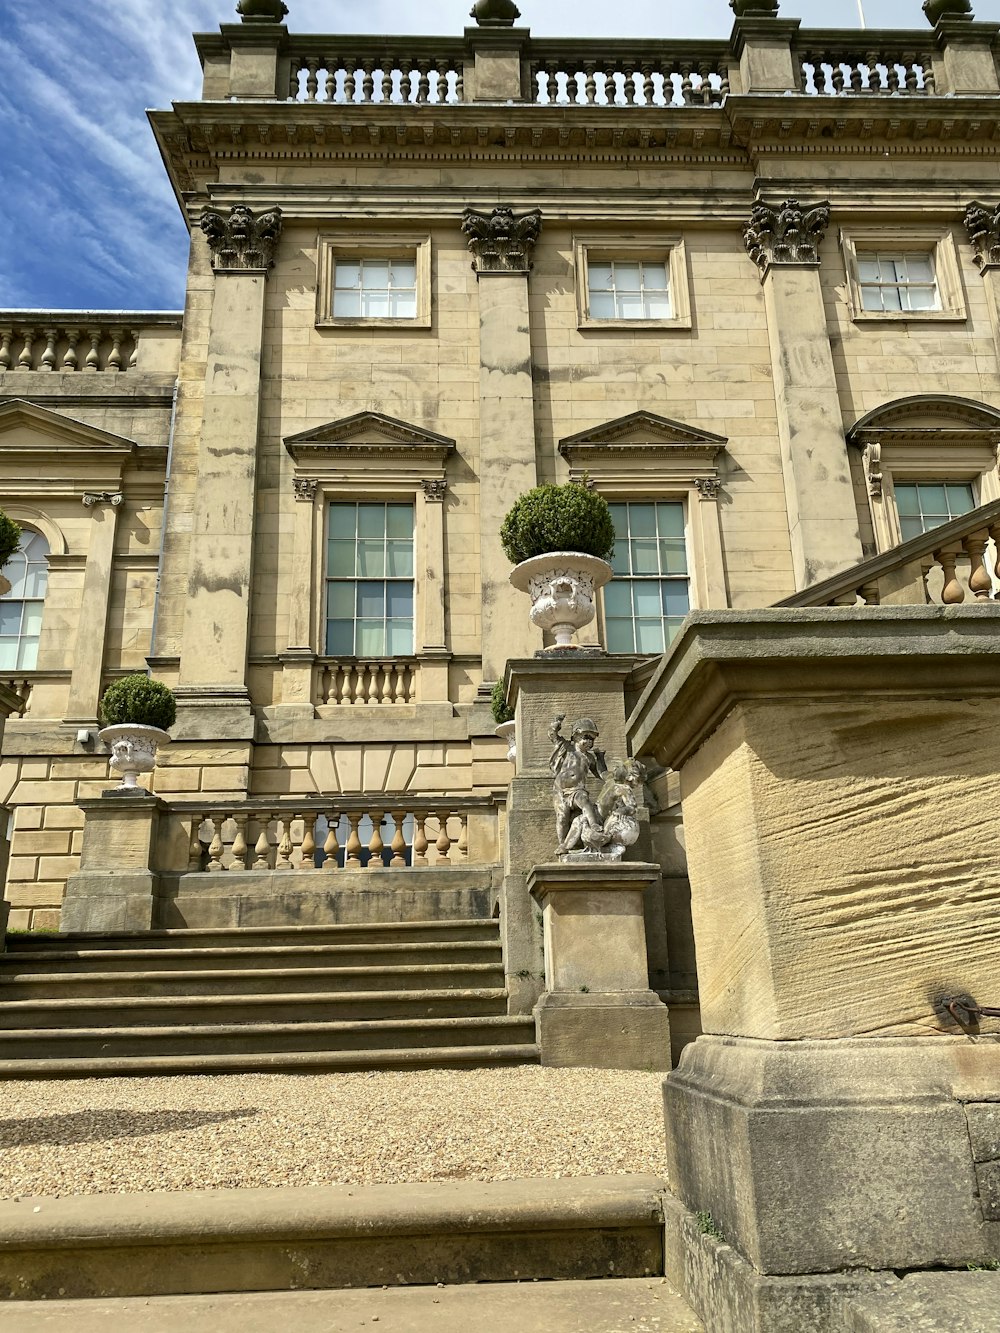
[744,199,862,588]
[463,206,543,685]
[64,491,122,725]
[965,201,1000,362]
[415,478,450,703]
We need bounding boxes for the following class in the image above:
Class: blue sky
[0,0,990,312]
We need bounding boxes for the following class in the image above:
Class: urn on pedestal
[98,674,176,792]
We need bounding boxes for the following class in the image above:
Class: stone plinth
[529,862,671,1071]
[60,794,166,933]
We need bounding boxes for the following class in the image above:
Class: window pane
[589,292,616,319]
[631,539,660,575]
[606,619,635,653]
[628,504,656,537]
[662,582,691,617]
[362,292,390,319]
[16,638,38,670]
[327,539,357,577]
[20,602,42,635]
[357,582,385,618]
[386,541,414,577]
[635,619,666,653]
[389,292,417,319]
[589,262,614,290]
[899,516,925,542]
[604,582,633,616]
[633,583,662,617]
[645,295,672,319]
[357,620,385,655]
[335,262,361,288]
[655,504,684,539]
[386,504,414,539]
[356,541,385,576]
[390,261,416,287]
[946,484,974,513]
[327,582,356,619]
[660,538,688,575]
[0,603,21,635]
[880,285,903,311]
[326,620,355,656]
[905,254,934,282]
[361,261,389,289]
[609,541,630,575]
[357,505,386,538]
[860,285,883,312]
[614,263,641,291]
[332,289,362,318]
[617,293,645,320]
[329,506,357,539]
[894,485,919,516]
[904,286,938,311]
[386,583,414,618]
[642,262,668,289]
[4,557,26,599]
[919,484,947,515]
[387,621,414,655]
[22,566,48,598]
[857,256,881,282]
[0,640,18,670]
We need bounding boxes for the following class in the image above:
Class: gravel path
[0,1068,669,1199]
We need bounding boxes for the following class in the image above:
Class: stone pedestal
[627,607,1000,1329]
[60,794,166,933]
[529,863,671,1071]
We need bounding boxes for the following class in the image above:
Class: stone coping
[627,605,1000,769]
[528,861,661,898]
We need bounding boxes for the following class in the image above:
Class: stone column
[64,492,122,725]
[415,478,450,703]
[176,204,281,736]
[628,607,1000,1328]
[965,202,1000,369]
[745,200,863,590]
[462,206,542,687]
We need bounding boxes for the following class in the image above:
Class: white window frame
[604,499,693,655]
[324,499,416,659]
[316,233,432,329]
[840,227,967,324]
[574,234,692,331]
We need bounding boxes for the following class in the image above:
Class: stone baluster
[989,527,1000,593]
[831,590,858,607]
[207,817,225,872]
[379,61,393,102]
[299,814,317,868]
[458,814,469,861]
[231,815,248,871]
[719,62,730,99]
[368,809,385,869]
[17,328,35,370]
[362,59,375,103]
[275,817,293,869]
[108,328,124,372]
[390,809,408,867]
[85,328,101,371]
[641,63,655,106]
[304,57,320,101]
[937,546,965,604]
[435,810,452,864]
[396,664,409,704]
[188,817,205,871]
[321,62,335,102]
[379,664,393,705]
[323,814,340,870]
[860,581,881,606]
[344,58,357,102]
[903,54,918,93]
[353,664,366,705]
[253,817,272,870]
[623,64,637,105]
[129,329,140,369]
[63,329,80,371]
[922,57,935,93]
[40,328,57,371]
[963,532,993,600]
[366,664,380,705]
[680,64,694,105]
[413,812,429,867]
[416,59,430,104]
[0,328,12,371]
[583,62,597,105]
[830,61,846,95]
[455,61,464,102]
[345,813,363,870]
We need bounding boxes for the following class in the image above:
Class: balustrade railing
[527,44,730,107]
[287,42,466,104]
[317,659,416,707]
[0,678,32,716]
[776,499,1000,609]
[0,313,180,375]
[179,798,483,873]
[795,32,936,96]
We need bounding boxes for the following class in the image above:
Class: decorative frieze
[200,204,283,272]
[461,206,542,273]
[293,478,318,502]
[421,479,448,502]
[964,202,1000,272]
[743,199,831,273]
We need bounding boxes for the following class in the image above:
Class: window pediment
[0,399,163,496]
[559,411,726,487]
[284,411,454,480]
[849,395,1000,448]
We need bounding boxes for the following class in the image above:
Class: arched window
[0,530,49,670]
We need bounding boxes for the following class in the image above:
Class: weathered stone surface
[844,1272,1000,1332]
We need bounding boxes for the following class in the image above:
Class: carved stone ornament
[200,204,283,272]
[964,202,1000,273]
[862,442,883,499]
[236,0,289,21]
[293,477,318,502]
[421,478,448,502]
[470,0,521,24]
[461,207,542,273]
[922,0,974,23]
[548,714,646,863]
[509,552,613,649]
[82,491,123,508]
[694,477,722,500]
[744,199,831,273]
[730,0,780,14]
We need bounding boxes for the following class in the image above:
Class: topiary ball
[491,676,514,725]
[99,674,177,731]
[0,510,22,571]
[500,483,616,565]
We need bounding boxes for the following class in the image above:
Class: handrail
[775,498,1000,608]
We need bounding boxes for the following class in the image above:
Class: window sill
[850,310,967,324]
[577,317,692,333]
[316,316,432,330]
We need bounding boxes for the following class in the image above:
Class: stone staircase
[0,919,538,1077]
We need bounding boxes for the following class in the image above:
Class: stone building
[1,0,1000,1063]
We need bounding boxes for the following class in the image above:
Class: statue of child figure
[548,714,608,855]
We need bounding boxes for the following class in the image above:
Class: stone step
[0,1042,539,1079]
[6,919,499,952]
[0,1278,704,1332]
[0,962,505,1001]
[0,940,501,975]
[0,1014,536,1060]
[0,1176,666,1301]
[0,988,511,1028]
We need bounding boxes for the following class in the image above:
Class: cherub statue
[548,715,607,854]
[561,759,647,860]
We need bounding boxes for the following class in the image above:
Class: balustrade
[529,54,729,107]
[288,51,464,104]
[797,43,935,96]
[0,678,32,716]
[317,659,416,706]
[0,319,149,374]
[184,800,474,873]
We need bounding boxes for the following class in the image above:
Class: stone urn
[495,720,517,763]
[470,0,521,25]
[99,724,171,792]
[509,552,613,650]
[236,0,289,22]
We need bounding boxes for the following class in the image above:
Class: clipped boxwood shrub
[0,510,22,571]
[99,674,177,731]
[500,483,616,565]
[491,677,514,726]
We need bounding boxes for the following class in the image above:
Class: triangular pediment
[284,411,455,461]
[850,395,1000,442]
[0,399,138,458]
[559,411,727,454]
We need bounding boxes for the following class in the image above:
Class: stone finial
[470,0,521,26]
[730,0,780,15]
[743,199,831,272]
[200,204,283,272]
[922,0,974,23]
[236,0,289,21]
[461,206,542,273]
[964,202,1000,272]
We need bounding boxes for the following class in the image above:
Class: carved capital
[964,202,1000,273]
[421,479,448,502]
[744,199,831,273]
[82,491,123,508]
[200,204,283,273]
[461,206,542,273]
[293,477,318,502]
[862,443,883,499]
[694,477,722,501]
